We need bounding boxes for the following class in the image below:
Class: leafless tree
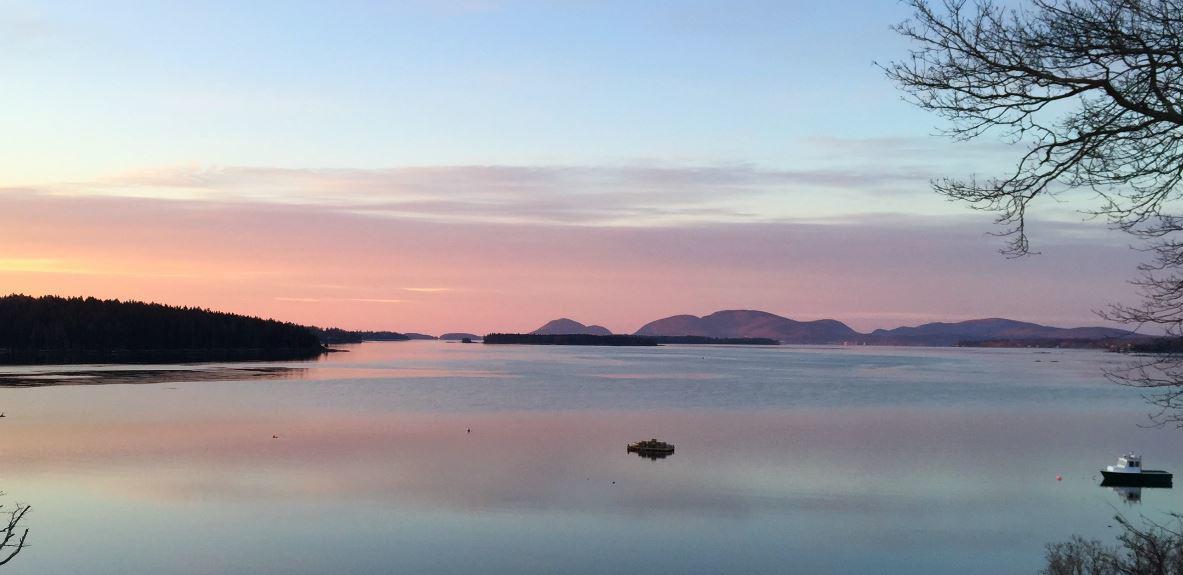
[0,497,29,567]
[886,0,1183,254]
[887,0,1183,421]
[1043,514,1183,574]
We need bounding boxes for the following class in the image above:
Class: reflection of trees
[630,450,673,461]
[1043,515,1183,575]
[0,497,29,567]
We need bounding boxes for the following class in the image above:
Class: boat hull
[1100,470,1173,487]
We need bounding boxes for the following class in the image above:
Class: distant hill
[635,310,859,344]
[633,310,1134,347]
[532,318,613,336]
[862,318,1134,347]
[0,294,326,364]
[440,332,481,341]
[485,333,655,346]
[649,335,779,345]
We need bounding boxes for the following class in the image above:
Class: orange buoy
[1056,475,1062,481]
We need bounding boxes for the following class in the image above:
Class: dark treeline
[1123,338,1183,354]
[0,295,325,363]
[310,328,411,344]
[483,333,658,346]
[650,335,779,345]
[958,337,1158,351]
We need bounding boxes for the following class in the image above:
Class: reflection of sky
[0,343,1180,573]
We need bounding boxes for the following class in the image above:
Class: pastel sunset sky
[0,0,1144,334]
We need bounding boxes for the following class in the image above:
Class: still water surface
[0,342,1179,574]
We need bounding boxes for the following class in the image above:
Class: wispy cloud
[16,160,950,228]
[0,190,1141,333]
[274,297,405,305]
[0,256,200,278]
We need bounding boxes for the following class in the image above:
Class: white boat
[1100,453,1172,487]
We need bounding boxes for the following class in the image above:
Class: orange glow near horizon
[1,190,1140,335]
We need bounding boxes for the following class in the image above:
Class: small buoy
[466,428,471,433]
[1056,475,1062,481]
[272,435,279,439]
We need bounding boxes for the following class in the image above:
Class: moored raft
[627,438,675,454]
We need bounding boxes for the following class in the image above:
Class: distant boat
[1100,453,1173,487]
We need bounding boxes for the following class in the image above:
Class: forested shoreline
[0,295,327,364]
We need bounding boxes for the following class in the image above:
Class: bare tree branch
[885,0,1183,256]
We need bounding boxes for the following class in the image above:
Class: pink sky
[0,1,1147,337]
[0,186,1142,335]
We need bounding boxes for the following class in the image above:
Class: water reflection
[628,449,674,461]
[1101,480,1173,505]
[0,343,1180,574]
[1109,485,1143,504]
[0,367,304,387]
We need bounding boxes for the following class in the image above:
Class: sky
[0,0,1150,334]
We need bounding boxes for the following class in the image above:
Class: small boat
[1100,453,1173,487]
[627,438,675,454]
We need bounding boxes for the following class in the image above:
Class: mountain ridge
[531,318,613,336]
[629,309,1133,346]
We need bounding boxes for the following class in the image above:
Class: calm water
[0,342,1179,574]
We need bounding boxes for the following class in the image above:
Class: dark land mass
[531,318,613,336]
[864,318,1133,347]
[440,333,481,341]
[311,327,411,344]
[634,310,1138,347]
[484,333,657,346]
[636,310,858,344]
[403,333,438,340]
[1121,337,1183,353]
[0,294,327,364]
[956,337,1153,350]
[649,335,779,345]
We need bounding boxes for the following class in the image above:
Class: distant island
[0,294,328,364]
[522,310,1140,349]
[403,333,438,340]
[956,337,1153,350]
[484,333,658,346]
[636,310,858,344]
[531,318,613,336]
[0,293,1155,364]
[483,332,778,347]
[440,332,481,341]
[649,335,778,345]
[514,319,778,346]
[310,327,411,344]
